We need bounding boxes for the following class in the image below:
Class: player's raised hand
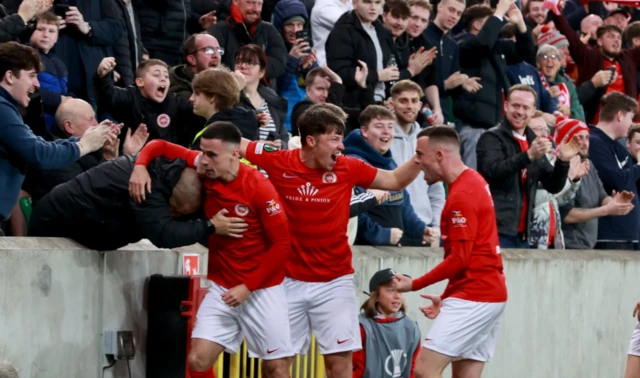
[393,273,413,292]
[419,294,442,319]
[221,284,252,307]
[212,209,249,238]
[129,165,152,203]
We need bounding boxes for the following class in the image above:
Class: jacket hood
[273,0,308,31]
[344,129,396,169]
[209,107,258,140]
[169,64,194,85]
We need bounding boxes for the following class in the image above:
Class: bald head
[169,168,203,217]
[55,99,97,137]
[581,14,603,39]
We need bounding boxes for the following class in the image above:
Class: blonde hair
[192,69,240,110]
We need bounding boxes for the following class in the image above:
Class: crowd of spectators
[2,0,640,251]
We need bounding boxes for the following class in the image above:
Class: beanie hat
[284,15,306,26]
[272,0,308,31]
[537,25,569,48]
[553,115,589,145]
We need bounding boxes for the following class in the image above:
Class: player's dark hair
[0,42,43,80]
[600,92,638,123]
[417,126,461,147]
[200,121,242,145]
[298,103,346,147]
[360,281,407,318]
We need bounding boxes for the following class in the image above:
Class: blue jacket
[273,0,317,132]
[37,51,68,131]
[0,86,80,221]
[589,126,640,242]
[506,61,558,114]
[424,22,460,122]
[344,130,426,245]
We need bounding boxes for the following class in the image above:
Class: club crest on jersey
[235,204,249,216]
[451,210,467,227]
[157,113,171,128]
[322,172,337,184]
[263,144,278,153]
[265,199,281,215]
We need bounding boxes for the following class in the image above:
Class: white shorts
[191,282,293,360]
[423,298,506,362]
[284,274,362,355]
[628,323,640,356]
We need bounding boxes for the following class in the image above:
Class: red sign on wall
[182,254,200,276]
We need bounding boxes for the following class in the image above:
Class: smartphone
[295,30,311,53]
[607,65,616,84]
[266,131,279,142]
[54,4,70,17]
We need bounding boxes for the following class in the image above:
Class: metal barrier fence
[211,335,326,378]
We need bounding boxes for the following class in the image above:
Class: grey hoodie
[390,122,445,233]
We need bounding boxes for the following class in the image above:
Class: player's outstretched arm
[369,158,421,191]
[240,137,250,157]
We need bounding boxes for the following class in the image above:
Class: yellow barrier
[212,334,326,378]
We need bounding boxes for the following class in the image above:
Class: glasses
[191,46,224,56]
[540,54,559,61]
[235,59,259,67]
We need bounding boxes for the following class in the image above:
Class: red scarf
[539,72,571,108]
[229,2,259,37]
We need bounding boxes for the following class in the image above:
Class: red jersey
[594,60,624,123]
[245,141,378,282]
[412,169,507,302]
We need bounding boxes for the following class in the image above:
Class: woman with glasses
[236,44,289,150]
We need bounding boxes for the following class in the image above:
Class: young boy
[95,57,204,147]
[30,11,69,131]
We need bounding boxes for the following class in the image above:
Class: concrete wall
[1,239,639,378]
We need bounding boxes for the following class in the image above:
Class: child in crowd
[30,11,69,131]
[95,57,204,147]
[354,268,421,378]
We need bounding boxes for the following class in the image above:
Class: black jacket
[326,11,413,109]
[476,120,570,237]
[208,17,287,80]
[95,73,205,147]
[238,86,289,147]
[29,155,207,250]
[0,7,27,43]
[423,22,459,121]
[106,0,144,87]
[191,107,259,149]
[454,16,535,129]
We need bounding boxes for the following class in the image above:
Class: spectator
[169,33,224,100]
[476,84,578,248]
[623,21,640,94]
[389,80,445,245]
[135,0,217,66]
[107,0,144,87]
[208,0,287,80]
[21,98,144,203]
[423,0,467,123]
[523,0,547,28]
[190,68,259,147]
[551,5,640,124]
[579,14,602,48]
[536,25,571,75]
[272,0,318,132]
[605,8,630,32]
[310,0,353,66]
[95,57,205,147]
[326,0,426,109]
[29,11,69,132]
[383,0,441,124]
[528,115,584,249]
[54,0,124,106]
[235,44,289,149]
[456,3,494,42]
[344,105,431,246]
[352,268,421,378]
[290,66,365,136]
[455,1,536,170]
[560,115,634,250]
[30,156,208,250]
[0,359,18,378]
[587,92,640,250]
[536,44,585,121]
[0,42,117,236]
[628,124,640,194]
[0,0,52,43]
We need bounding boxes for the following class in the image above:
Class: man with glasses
[169,33,225,100]
[208,0,287,80]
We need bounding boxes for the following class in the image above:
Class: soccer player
[133,122,293,378]
[624,300,640,378]
[394,126,507,378]
[237,103,434,378]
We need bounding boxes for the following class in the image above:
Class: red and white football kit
[136,141,293,360]
[411,169,507,362]
[245,141,378,355]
